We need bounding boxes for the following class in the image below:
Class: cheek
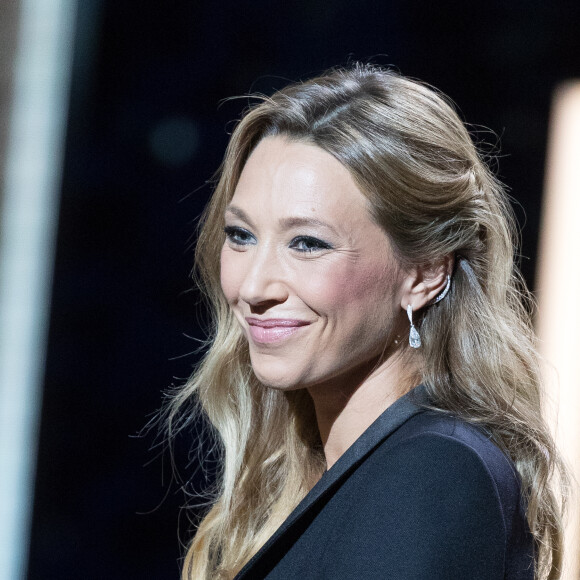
[303,258,394,314]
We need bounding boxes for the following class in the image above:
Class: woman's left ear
[400,254,454,312]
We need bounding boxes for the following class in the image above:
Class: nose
[238,243,289,311]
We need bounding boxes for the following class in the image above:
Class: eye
[289,236,333,253]
[224,226,256,247]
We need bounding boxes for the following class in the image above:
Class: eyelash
[224,226,256,246]
[223,227,333,253]
[289,236,333,253]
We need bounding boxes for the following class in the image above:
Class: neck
[308,350,420,470]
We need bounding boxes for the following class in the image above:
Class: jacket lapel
[236,385,428,579]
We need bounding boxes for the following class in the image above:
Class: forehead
[231,136,372,223]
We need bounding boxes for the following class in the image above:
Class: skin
[220,136,448,468]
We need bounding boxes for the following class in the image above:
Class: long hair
[167,64,567,579]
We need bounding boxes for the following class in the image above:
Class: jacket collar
[236,384,429,579]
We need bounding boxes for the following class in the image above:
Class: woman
[167,64,566,579]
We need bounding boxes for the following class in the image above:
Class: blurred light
[0,1,76,579]
[536,81,580,580]
[149,116,200,168]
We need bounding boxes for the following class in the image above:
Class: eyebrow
[225,204,339,235]
[278,216,339,235]
[224,205,256,229]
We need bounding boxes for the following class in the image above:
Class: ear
[399,254,454,312]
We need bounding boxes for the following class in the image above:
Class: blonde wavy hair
[167,64,567,579]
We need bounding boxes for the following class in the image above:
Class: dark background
[28,1,580,578]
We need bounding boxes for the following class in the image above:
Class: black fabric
[235,385,534,579]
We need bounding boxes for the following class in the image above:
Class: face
[220,136,409,391]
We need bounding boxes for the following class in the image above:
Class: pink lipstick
[246,318,310,344]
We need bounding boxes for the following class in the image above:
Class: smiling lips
[246,318,311,344]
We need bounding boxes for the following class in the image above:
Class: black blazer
[236,385,534,579]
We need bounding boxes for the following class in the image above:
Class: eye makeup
[224,226,256,247]
[224,225,333,254]
[289,236,333,253]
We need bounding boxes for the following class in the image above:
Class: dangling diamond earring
[407,304,421,348]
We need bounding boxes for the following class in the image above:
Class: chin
[250,356,306,391]
[253,369,305,391]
